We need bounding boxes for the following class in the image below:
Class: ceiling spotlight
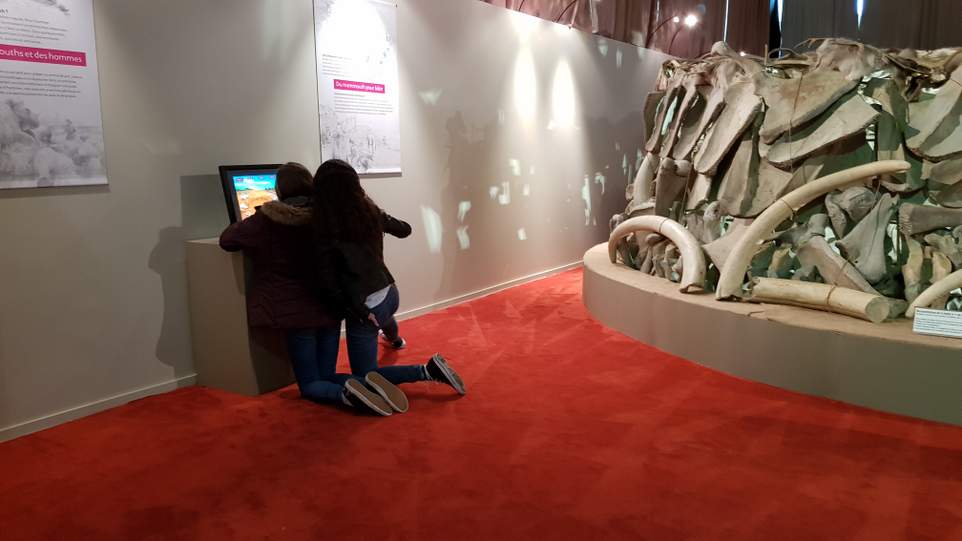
[684,14,699,27]
[672,16,680,23]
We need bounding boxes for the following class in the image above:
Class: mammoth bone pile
[610,39,962,323]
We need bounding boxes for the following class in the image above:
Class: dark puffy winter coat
[219,197,338,329]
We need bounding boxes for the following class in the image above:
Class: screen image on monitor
[219,164,282,223]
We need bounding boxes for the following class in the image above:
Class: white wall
[0,0,668,439]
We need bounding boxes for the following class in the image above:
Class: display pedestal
[185,238,294,395]
[582,243,962,426]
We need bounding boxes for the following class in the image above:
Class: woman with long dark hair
[312,159,465,412]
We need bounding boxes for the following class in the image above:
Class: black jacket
[316,210,411,320]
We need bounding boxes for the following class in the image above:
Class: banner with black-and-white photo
[314,0,401,175]
[0,0,106,189]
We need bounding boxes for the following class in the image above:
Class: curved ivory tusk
[906,269,962,318]
[608,216,707,293]
[716,160,910,300]
[749,278,900,324]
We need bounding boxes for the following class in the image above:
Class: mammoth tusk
[608,216,707,293]
[716,160,910,300]
[906,269,962,318]
[749,278,904,324]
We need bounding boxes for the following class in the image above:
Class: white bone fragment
[716,160,910,300]
[907,269,962,318]
[924,232,962,267]
[796,236,879,294]
[749,278,901,323]
[627,153,659,216]
[930,252,954,309]
[825,186,877,236]
[608,215,707,292]
[902,236,926,303]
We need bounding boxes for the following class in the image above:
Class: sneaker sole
[431,354,466,395]
[365,372,409,413]
[344,379,393,416]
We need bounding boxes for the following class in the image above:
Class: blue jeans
[286,286,423,403]
[345,285,423,384]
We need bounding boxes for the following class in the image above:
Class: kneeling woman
[311,159,466,411]
[219,163,400,416]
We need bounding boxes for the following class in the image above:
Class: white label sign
[913,308,962,340]
[314,0,401,175]
[0,0,106,189]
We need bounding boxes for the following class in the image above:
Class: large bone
[930,251,954,309]
[756,69,859,144]
[902,236,926,303]
[686,173,714,211]
[898,204,962,237]
[670,88,710,161]
[749,278,902,324]
[907,64,962,148]
[660,78,702,157]
[927,157,962,208]
[693,81,762,175]
[716,117,793,218]
[716,160,910,300]
[685,200,722,244]
[924,232,962,267]
[673,87,725,163]
[865,79,923,193]
[627,153,659,216]
[836,193,898,283]
[646,83,682,153]
[643,91,666,142]
[608,215,707,292]
[703,218,754,272]
[766,94,879,168]
[907,269,962,317]
[777,214,831,247]
[796,236,878,294]
[825,186,877,236]
[654,158,690,217]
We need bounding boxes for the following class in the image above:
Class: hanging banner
[0,0,106,189]
[314,0,401,175]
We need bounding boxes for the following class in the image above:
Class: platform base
[582,243,962,426]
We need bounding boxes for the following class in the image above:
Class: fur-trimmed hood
[259,197,312,226]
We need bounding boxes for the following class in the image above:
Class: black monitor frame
[219,164,282,223]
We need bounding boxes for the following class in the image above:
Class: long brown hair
[312,159,382,244]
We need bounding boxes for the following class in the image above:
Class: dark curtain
[726,0,771,56]
[779,0,962,51]
[779,0,858,51]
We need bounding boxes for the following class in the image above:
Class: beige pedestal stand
[185,238,294,395]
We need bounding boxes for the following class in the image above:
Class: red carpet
[2,269,962,540]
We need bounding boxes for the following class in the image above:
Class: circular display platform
[582,243,962,426]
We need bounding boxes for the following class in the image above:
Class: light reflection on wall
[513,49,538,127]
[419,89,443,105]
[420,205,443,254]
[549,60,577,130]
